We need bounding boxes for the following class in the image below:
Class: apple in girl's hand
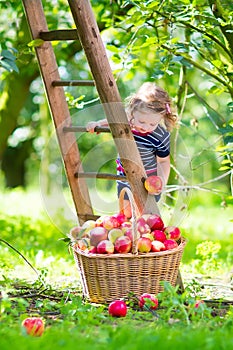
[102,215,120,230]
[163,239,178,250]
[114,236,132,253]
[108,300,127,317]
[108,228,123,243]
[124,229,133,242]
[151,240,165,252]
[90,227,108,246]
[164,226,181,241]
[22,317,44,337]
[112,212,127,225]
[137,217,151,235]
[144,175,163,195]
[137,237,152,253]
[97,240,114,254]
[139,293,159,310]
[146,214,164,231]
[152,230,166,242]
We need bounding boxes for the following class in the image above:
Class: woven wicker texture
[72,187,186,303]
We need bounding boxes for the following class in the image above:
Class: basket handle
[119,187,140,254]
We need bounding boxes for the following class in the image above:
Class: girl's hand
[86,121,99,133]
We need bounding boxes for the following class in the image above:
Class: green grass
[1,188,233,349]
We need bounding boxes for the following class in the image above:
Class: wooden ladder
[22,0,184,292]
[22,0,160,225]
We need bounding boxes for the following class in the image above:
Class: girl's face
[130,109,162,133]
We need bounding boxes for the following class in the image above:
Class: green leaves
[0,48,19,73]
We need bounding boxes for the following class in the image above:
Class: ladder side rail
[22,0,94,224]
[68,0,159,215]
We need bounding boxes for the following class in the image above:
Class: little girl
[86,82,177,218]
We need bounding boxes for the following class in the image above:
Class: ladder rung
[63,126,110,133]
[39,29,78,41]
[78,214,100,221]
[74,172,127,181]
[52,80,95,87]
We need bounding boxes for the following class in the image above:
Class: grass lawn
[0,188,233,349]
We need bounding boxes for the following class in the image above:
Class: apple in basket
[112,212,127,225]
[124,229,133,242]
[144,175,163,195]
[136,217,151,236]
[97,240,114,254]
[114,236,132,254]
[164,226,181,241]
[139,293,159,310]
[142,233,154,241]
[163,239,178,250]
[137,237,152,253]
[102,215,120,230]
[108,228,123,243]
[151,240,165,252]
[145,214,164,231]
[120,221,132,233]
[89,227,108,246]
[152,229,167,243]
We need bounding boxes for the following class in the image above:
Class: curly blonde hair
[126,82,177,132]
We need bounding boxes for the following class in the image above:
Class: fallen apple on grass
[139,293,159,310]
[22,317,45,337]
[108,300,127,317]
[144,175,163,195]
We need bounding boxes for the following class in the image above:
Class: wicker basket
[72,187,186,304]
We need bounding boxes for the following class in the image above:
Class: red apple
[151,240,166,252]
[112,212,127,225]
[146,214,164,231]
[163,239,178,250]
[164,226,181,241]
[120,221,132,233]
[22,317,44,337]
[108,228,123,243]
[124,229,133,242]
[152,229,167,242]
[95,215,106,227]
[114,236,132,253]
[144,175,163,195]
[142,233,154,241]
[97,240,114,254]
[194,300,205,308]
[108,300,127,317]
[102,215,120,230]
[89,227,108,247]
[87,246,97,254]
[137,217,151,236]
[137,237,152,253]
[139,293,159,310]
